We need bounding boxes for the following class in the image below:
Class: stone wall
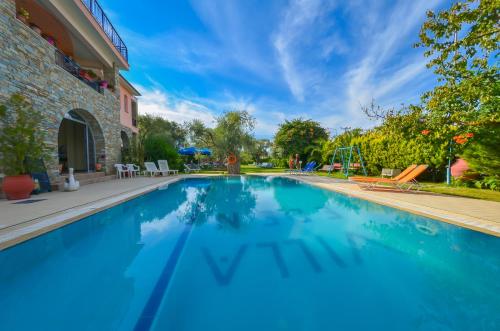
[0,0,122,181]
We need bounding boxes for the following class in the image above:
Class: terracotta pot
[29,24,42,35]
[95,163,102,171]
[2,175,35,200]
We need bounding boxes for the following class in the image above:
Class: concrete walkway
[1,173,499,249]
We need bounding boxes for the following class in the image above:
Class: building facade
[119,75,140,150]
[0,0,138,183]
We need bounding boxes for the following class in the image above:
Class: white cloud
[273,0,337,102]
[342,0,444,120]
[136,86,216,125]
[119,0,445,137]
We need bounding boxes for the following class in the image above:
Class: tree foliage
[139,114,187,148]
[0,94,48,175]
[416,0,499,187]
[274,119,328,162]
[143,135,182,170]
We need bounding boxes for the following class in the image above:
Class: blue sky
[103,0,450,138]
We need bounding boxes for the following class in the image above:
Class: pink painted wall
[451,158,469,178]
[119,84,138,133]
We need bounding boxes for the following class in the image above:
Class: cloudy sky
[103,0,450,138]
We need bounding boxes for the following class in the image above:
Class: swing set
[328,145,367,177]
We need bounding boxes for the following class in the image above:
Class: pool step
[56,172,115,190]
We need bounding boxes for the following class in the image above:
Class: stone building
[0,0,139,186]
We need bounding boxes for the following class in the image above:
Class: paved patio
[1,173,499,249]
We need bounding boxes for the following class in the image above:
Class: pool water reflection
[0,176,498,331]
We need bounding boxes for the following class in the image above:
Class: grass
[420,183,500,202]
[191,165,500,202]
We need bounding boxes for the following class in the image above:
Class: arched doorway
[58,110,105,173]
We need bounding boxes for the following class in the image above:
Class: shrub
[0,94,47,175]
[143,135,182,170]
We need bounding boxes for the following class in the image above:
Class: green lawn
[420,183,500,202]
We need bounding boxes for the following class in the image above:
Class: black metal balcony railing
[55,49,104,94]
[80,0,128,61]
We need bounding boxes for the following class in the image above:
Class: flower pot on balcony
[2,175,35,200]
[43,34,56,46]
[29,23,42,35]
[79,70,92,81]
[16,8,29,24]
[99,81,108,89]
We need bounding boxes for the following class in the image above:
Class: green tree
[246,138,272,164]
[0,94,47,175]
[143,135,182,170]
[417,0,499,185]
[274,119,328,163]
[139,114,187,147]
[213,110,255,174]
[186,119,215,148]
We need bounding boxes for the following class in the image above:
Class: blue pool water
[0,176,499,330]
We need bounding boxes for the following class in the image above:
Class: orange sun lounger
[350,165,428,191]
[349,164,417,183]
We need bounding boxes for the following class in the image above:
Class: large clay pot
[2,175,34,200]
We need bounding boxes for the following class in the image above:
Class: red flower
[421,129,430,135]
[465,132,474,138]
[454,137,468,145]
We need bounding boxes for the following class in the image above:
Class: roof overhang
[41,0,129,70]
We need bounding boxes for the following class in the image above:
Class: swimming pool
[0,176,498,330]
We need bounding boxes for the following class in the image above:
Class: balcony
[54,49,104,94]
[80,0,128,61]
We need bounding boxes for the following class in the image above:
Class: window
[124,95,129,113]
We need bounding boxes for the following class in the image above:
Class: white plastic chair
[144,162,161,177]
[114,164,129,179]
[158,160,178,175]
[127,164,141,177]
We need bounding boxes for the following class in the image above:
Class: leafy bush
[143,135,182,170]
[122,135,144,166]
[0,94,47,175]
[274,119,328,161]
[270,158,288,168]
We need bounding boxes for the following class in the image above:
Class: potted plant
[16,7,29,24]
[87,70,98,81]
[29,23,42,35]
[79,69,91,81]
[0,94,47,200]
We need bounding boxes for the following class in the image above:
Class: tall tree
[274,119,328,161]
[417,0,499,185]
[139,114,187,147]
[213,110,255,174]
